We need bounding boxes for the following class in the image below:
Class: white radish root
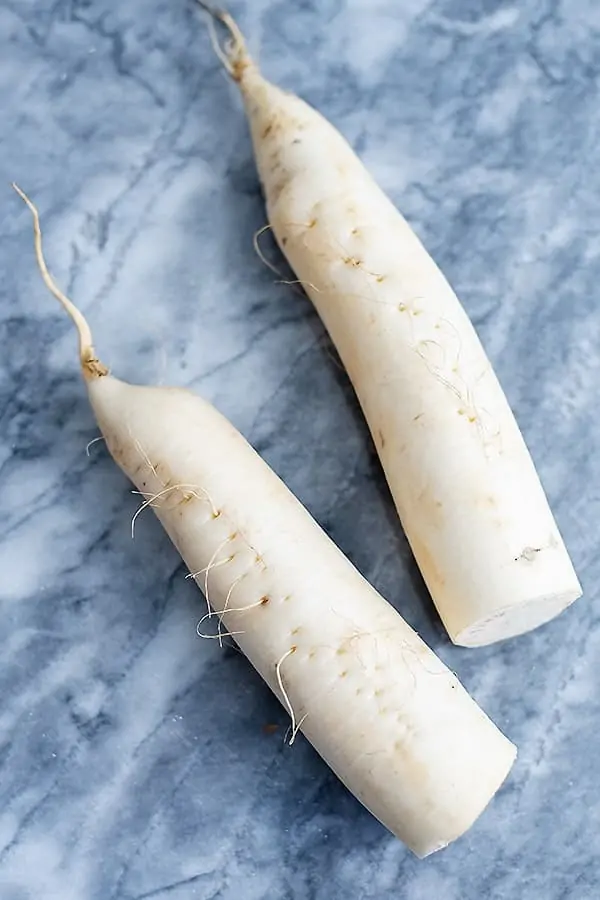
[196,5,583,646]
[14,183,516,857]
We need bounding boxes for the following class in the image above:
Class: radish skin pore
[15,185,516,857]
[197,5,583,646]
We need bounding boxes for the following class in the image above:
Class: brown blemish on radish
[266,177,288,206]
[416,486,444,528]
[262,123,273,138]
[377,429,386,449]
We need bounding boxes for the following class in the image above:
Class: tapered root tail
[195,1,252,81]
[12,183,108,380]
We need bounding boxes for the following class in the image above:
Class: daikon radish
[14,184,515,857]
[197,4,582,646]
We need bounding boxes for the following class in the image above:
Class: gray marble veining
[1,1,599,897]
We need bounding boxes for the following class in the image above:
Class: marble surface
[1,0,599,897]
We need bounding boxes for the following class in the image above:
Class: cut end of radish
[414,738,517,858]
[451,586,582,648]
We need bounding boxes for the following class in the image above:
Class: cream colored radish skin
[15,185,515,857]
[199,6,583,646]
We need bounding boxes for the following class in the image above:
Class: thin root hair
[196,611,245,640]
[202,533,237,617]
[411,314,502,454]
[437,316,463,367]
[218,596,266,644]
[275,278,321,293]
[130,483,217,539]
[275,646,306,746]
[132,436,164,486]
[330,614,447,680]
[281,218,416,311]
[253,225,322,299]
[414,345,464,404]
[283,714,308,747]
[195,1,248,81]
[203,7,235,77]
[185,555,234,580]
[218,569,249,647]
[85,435,105,456]
[253,224,284,277]
[12,183,107,376]
[415,338,448,372]
[195,593,267,644]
